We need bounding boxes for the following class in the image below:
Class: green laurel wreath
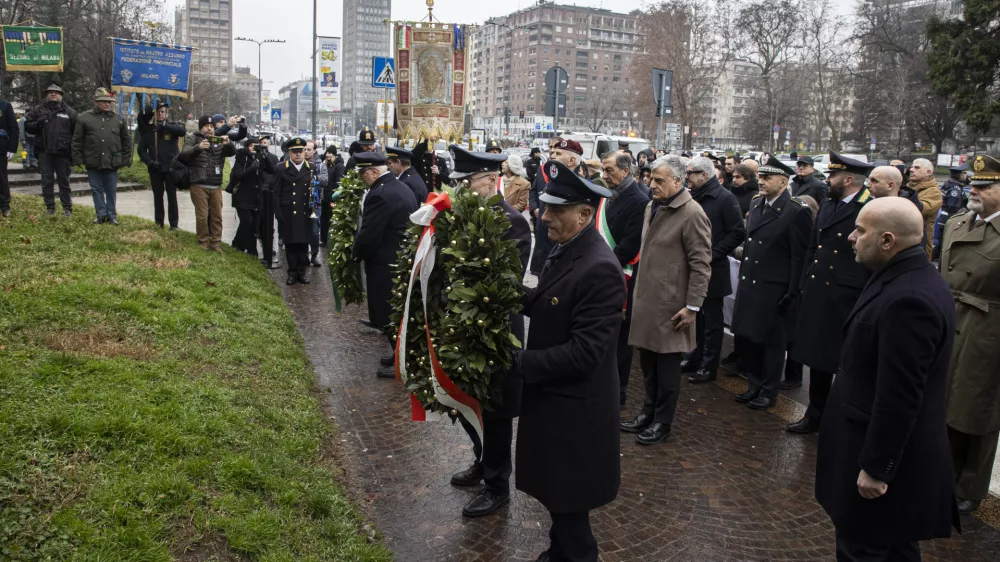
[389,187,524,415]
[327,169,367,310]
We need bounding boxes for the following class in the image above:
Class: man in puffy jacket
[24,84,77,216]
[137,101,187,230]
[72,88,131,225]
[179,115,236,250]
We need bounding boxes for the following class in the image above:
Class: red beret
[557,138,584,156]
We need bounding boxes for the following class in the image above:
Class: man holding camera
[137,101,187,230]
[24,84,77,216]
[179,115,236,250]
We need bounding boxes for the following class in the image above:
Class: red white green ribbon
[394,192,484,443]
[595,198,640,279]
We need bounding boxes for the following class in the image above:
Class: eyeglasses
[684,170,702,176]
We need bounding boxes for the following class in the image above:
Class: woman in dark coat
[228,137,274,256]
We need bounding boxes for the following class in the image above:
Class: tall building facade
[469,1,643,137]
[341,0,392,136]
[174,0,234,83]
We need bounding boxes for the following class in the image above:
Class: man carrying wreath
[447,146,532,518]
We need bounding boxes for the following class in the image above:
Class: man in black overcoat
[598,150,650,405]
[791,155,830,202]
[352,151,419,378]
[787,153,874,434]
[514,160,624,562]
[386,146,429,203]
[816,196,958,560]
[270,138,316,285]
[446,146,532,519]
[682,156,746,384]
[730,157,812,409]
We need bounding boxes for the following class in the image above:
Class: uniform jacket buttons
[833,250,839,255]
[837,233,843,238]
[948,266,954,271]
[818,245,823,249]
[748,237,752,242]
[829,266,833,270]
[826,282,830,286]
[811,275,815,279]
[967,270,973,276]
[741,276,746,280]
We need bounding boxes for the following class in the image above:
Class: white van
[561,132,651,161]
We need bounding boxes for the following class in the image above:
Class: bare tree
[629,0,738,149]
[803,0,854,151]
[583,85,622,133]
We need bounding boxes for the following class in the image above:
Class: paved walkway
[76,190,1000,561]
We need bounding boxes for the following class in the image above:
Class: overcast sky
[164,0,853,94]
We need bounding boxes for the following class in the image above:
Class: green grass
[0,195,390,561]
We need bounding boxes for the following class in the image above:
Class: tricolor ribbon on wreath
[595,198,639,310]
[394,191,485,444]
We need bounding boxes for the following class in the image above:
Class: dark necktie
[541,245,564,278]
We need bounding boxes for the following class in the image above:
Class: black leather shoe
[636,422,671,445]
[688,368,717,384]
[462,489,510,518]
[786,416,821,434]
[620,412,652,433]
[376,365,395,379]
[748,396,776,410]
[680,358,700,373]
[64,210,72,217]
[779,379,803,390]
[380,355,394,367]
[1,210,9,217]
[46,208,55,215]
[286,275,297,286]
[451,462,483,487]
[735,388,760,403]
[359,318,379,329]
[957,499,980,514]
[310,255,322,267]
[298,274,311,285]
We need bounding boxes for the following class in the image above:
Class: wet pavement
[78,191,1000,561]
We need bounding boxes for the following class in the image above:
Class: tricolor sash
[595,198,640,280]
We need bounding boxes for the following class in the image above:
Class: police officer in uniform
[386,146,428,203]
[787,152,874,434]
[345,127,378,170]
[941,153,1000,514]
[271,138,316,285]
[353,152,420,378]
[446,146,532,518]
[514,160,624,562]
[730,157,812,409]
[484,138,503,154]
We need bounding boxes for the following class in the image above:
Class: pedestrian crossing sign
[372,57,395,88]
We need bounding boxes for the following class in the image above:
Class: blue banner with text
[111,38,194,99]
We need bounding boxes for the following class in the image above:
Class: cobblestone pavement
[88,191,1000,561]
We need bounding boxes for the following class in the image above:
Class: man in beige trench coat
[941,152,1000,514]
[621,156,713,445]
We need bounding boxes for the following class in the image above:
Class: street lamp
[235,37,286,126]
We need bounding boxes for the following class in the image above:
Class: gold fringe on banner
[112,85,193,100]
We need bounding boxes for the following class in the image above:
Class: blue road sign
[271,109,282,120]
[773,124,780,133]
[372,57,396,88]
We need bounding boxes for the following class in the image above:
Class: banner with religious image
[394,22,468,142]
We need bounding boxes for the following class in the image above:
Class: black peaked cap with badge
[541,160,613,206]
[758,155,796,177]
[386,146,413,162]
[969,154,1000,186]
[448,144,507,180]
[485,138,503,152]
[825,151,875,176]
[286,137,307,151]
[353,152,387,169]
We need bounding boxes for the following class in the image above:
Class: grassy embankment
[0,195,389,561]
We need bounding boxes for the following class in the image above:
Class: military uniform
[516,160,622,562]
[270,138,316,285]
[730,157,813,407]
[386,146,429,203]
[941,154,1000,513]
[446,146,533,519]
[788,153,875,434]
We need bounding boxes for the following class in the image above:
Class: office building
[342,0,392,135]
[469,1,643,137]
[174,0,234,83]
[233,66,260,116]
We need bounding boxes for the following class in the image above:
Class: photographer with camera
[228,135,275,257]
[179,115,236,251]
[321,145,345,247]
[213,114,248,143]
[137,101,187,230]
[24,84,77,217]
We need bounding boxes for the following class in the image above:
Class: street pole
[236,37,285,127]
[312,0,318,141]
[656,73,664,150]
[553,66,561,134]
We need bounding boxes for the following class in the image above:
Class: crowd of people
[331,131,997,562]
[3,88,998,559]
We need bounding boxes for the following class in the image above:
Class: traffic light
[519,110,524,119]
[655,101,662,117]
